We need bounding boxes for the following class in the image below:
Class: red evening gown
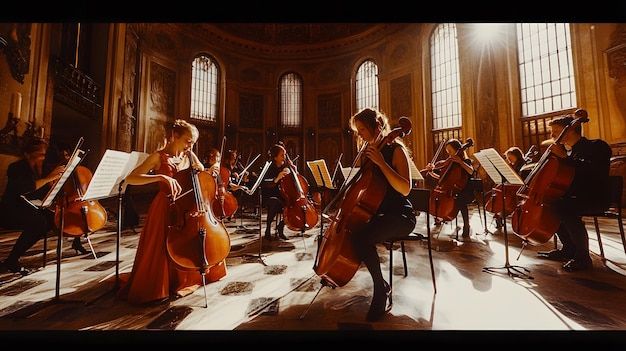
[117,150,227,304]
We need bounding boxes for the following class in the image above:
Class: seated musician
[424,138,474,238]
[221,149,248,220]
[537,110,612,271]
[261,144,289,241]
[493,146,526,229]
[117,120,226,305]
[0,138,67,274]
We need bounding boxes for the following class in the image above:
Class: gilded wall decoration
[317,93,342,129]
[606,24,626,138]
[390,74,411,119]
[239,93,264,129]
[149,61,176,116]
[117,33,138,152]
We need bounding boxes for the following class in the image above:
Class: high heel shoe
[366,281,392,322]
[277,221,288,240]
[71,239,89,255]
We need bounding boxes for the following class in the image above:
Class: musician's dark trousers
[2,207,55,268]
[265,196,285,235]
[352,213,416,290]
[554,196,606,263]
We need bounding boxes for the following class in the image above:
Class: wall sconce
[307,127,315,138]
[266,128,276,138]
[344,125,353,136]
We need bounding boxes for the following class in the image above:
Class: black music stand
[306,159,335,252]
[235,154,261,233]
[80,149,150,289]
[474,148,533,280]
[23,141,85,302]
[241,160,272,265]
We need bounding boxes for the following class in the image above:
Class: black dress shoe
[537,250,569,262]
[0,260,30,276]
[563,259,592,272]
[264,233,277,241]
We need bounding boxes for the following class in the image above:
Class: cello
[278,151,318,232]
[314,117,411,288]
[211,139,238,219]
[52,143,107,238]
[428,138,474,222]
[166,150,231,272]
[511,111,589,246]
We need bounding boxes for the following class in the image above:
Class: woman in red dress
[117,119,226,305]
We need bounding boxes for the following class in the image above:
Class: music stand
[23,140,85,301]
[474,148,533,280]
[306,159,335,251]
[80,149,149,289]
[235,153,261,232]
[241,160,272,265]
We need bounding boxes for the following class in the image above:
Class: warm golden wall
[1,23,625,197]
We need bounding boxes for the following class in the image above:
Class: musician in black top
[537,110,612,271]
[261,144,290,241]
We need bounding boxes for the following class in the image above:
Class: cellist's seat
[582,175,626,261]
[385,188,437,304]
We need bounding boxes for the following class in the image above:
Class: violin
[278,151,318,232]
[314,117,411,288]
[428,138,474,222]
[166,150,231,272]
[420,139,447,190]
[53,149,107,237]
[511,110,589,245]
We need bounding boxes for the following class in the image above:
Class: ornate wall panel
[317,93,342,129]
[239,93,264,129]
[390,74,411,119]
[149,61,175,117]
[239,133,264,174]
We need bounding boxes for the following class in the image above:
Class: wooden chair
[587,175,625,260]
[386,188,437,304]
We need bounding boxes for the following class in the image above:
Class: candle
[40,127,44,138]
[9,92,21,119]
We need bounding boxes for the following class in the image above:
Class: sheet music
[474,148,524,185]
[341,167,360,185]
[81,150,149,200]
[41,153,83,208]
[306,159,335,189]
[245,161,272,196]
[409,158,424,181]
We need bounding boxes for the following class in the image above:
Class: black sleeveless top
[376,143,415,219]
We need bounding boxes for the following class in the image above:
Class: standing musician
[424,138,474,238]
[117,120,226,305]
[349,108,416,321]
[0,138,66,275]
[261,144,290,241]
[536,111,612,271]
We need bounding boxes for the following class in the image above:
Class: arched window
[430,23,462,132]
[190,54,219,122]
[516,23,576,150]
[517,23,576,116]
[279,72,303,127]
[355,59,379,111]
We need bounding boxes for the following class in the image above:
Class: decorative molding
[0,23,31,84]
[317,93,342,129]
